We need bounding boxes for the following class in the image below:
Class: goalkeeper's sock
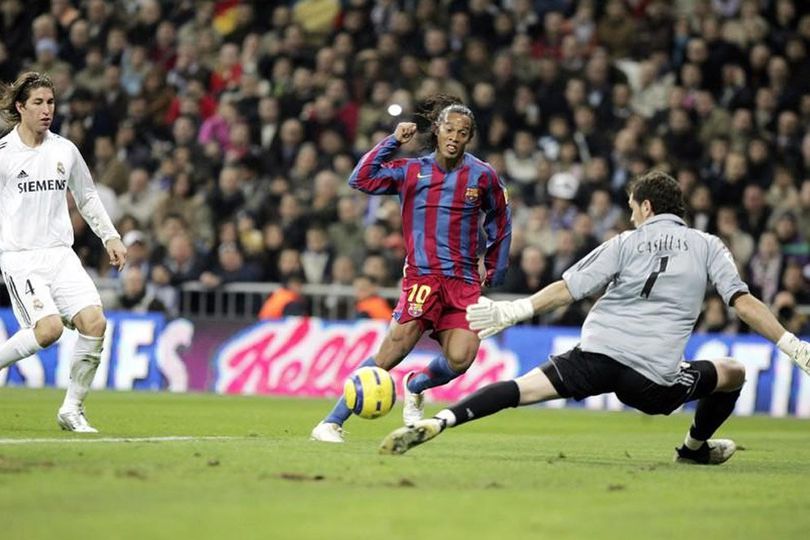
[324,357,377,426]
[0,328,43,370]
[434,409,457,427]
[683,433,705,451]
[689,388,742,442]
[446,380,520,426]
[407,354,461,394]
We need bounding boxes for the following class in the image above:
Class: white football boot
[56,408,98,433]
[674,439,736,465]
[310,422,344,443]
[402,371,425,426]
[379,418,445,455]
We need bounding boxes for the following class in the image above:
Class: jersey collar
[11,124,52,150]
[638,214,687,229]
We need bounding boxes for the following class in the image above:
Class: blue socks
[324,358,377,426]
[407,354,461,394]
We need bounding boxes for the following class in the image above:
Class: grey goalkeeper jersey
[562,214,749,386]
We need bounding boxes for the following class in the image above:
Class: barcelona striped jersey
[349,135,512,286]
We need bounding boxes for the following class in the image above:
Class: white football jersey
[0,126,119,252]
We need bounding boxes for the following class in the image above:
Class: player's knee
[82,315,107,338]
[34,316,63,347]
[716,358,746,391]
[445,350,476,373]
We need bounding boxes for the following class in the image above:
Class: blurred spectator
[547,172,579,231]
[765,166,800,214]
[93,135,130,195]
[739,184,772,239]
[353,275,392,320]
[780,262,810,305]
[501,246,552,295]
[772,291,810,336]
[101,266,168,315]
[206,165,244,227]
[716,206,755,269]
[152,232,205,287]
[199,242,261,289]
[329,196,365,259]
[748,231,784,305]
[331,255,357,287]
[695,295,734,334]
[154,172,214,249]
[117,167,162,227]
[258,272,308,319]
[588,189,622,240]
[505,130,545,187]
[121,230,150,278]
[300,226,333,285]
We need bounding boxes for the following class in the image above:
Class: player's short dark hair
[627,170,686,218]
[0,72,55,125]
[416,94,476,149]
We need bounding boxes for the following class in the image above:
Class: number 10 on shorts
[407,284,432,317]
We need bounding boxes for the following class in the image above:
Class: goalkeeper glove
[777,332,810,375]
[466,296,535,339]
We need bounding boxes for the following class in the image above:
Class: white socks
[60,333,103,412]
[684,432,705,451]
[0,328,43,370]
[435,409,457,428]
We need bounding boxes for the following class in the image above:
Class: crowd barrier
[1,309,808,417]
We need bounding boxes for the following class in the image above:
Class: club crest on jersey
[32,298,44,311]
[464,187,479,203]
[407,302,424,317]
[57,162,65,175]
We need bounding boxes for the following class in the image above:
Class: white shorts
[1,247,102,329]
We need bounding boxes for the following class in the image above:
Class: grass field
[1,388,809,540]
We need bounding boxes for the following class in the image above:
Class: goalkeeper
[381,171,810,464]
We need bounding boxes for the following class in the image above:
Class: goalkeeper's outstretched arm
[466,280,574,339]
[733,292,810,374]
[525,280,575,315]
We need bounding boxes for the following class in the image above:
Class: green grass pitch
[1,387,809,540]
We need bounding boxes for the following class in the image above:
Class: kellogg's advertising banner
[1,309,809,418]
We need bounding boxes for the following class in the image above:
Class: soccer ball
[344,366,396,419]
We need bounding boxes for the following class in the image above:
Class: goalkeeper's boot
[379,418,444,455]
[310,422,344,443]
[56,407,98,433]
[674,439,736,465]
[402,371,425,426]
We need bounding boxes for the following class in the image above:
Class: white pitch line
[0,436,244,445]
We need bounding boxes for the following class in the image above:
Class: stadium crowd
[0,0,808,334]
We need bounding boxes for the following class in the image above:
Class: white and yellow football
[343,366,396,419]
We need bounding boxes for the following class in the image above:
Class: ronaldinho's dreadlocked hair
[414,94,476,150]
[0,72,54,126]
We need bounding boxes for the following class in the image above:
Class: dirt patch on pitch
[0,455,55,474]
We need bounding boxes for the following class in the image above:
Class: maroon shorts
[392,275,481,335]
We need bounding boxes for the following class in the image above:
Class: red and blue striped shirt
[349,135,512,286]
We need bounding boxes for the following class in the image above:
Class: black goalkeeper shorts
[541,347,718,416]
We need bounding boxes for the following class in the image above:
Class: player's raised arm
[481,167,511,287]
[348,122,415,195]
